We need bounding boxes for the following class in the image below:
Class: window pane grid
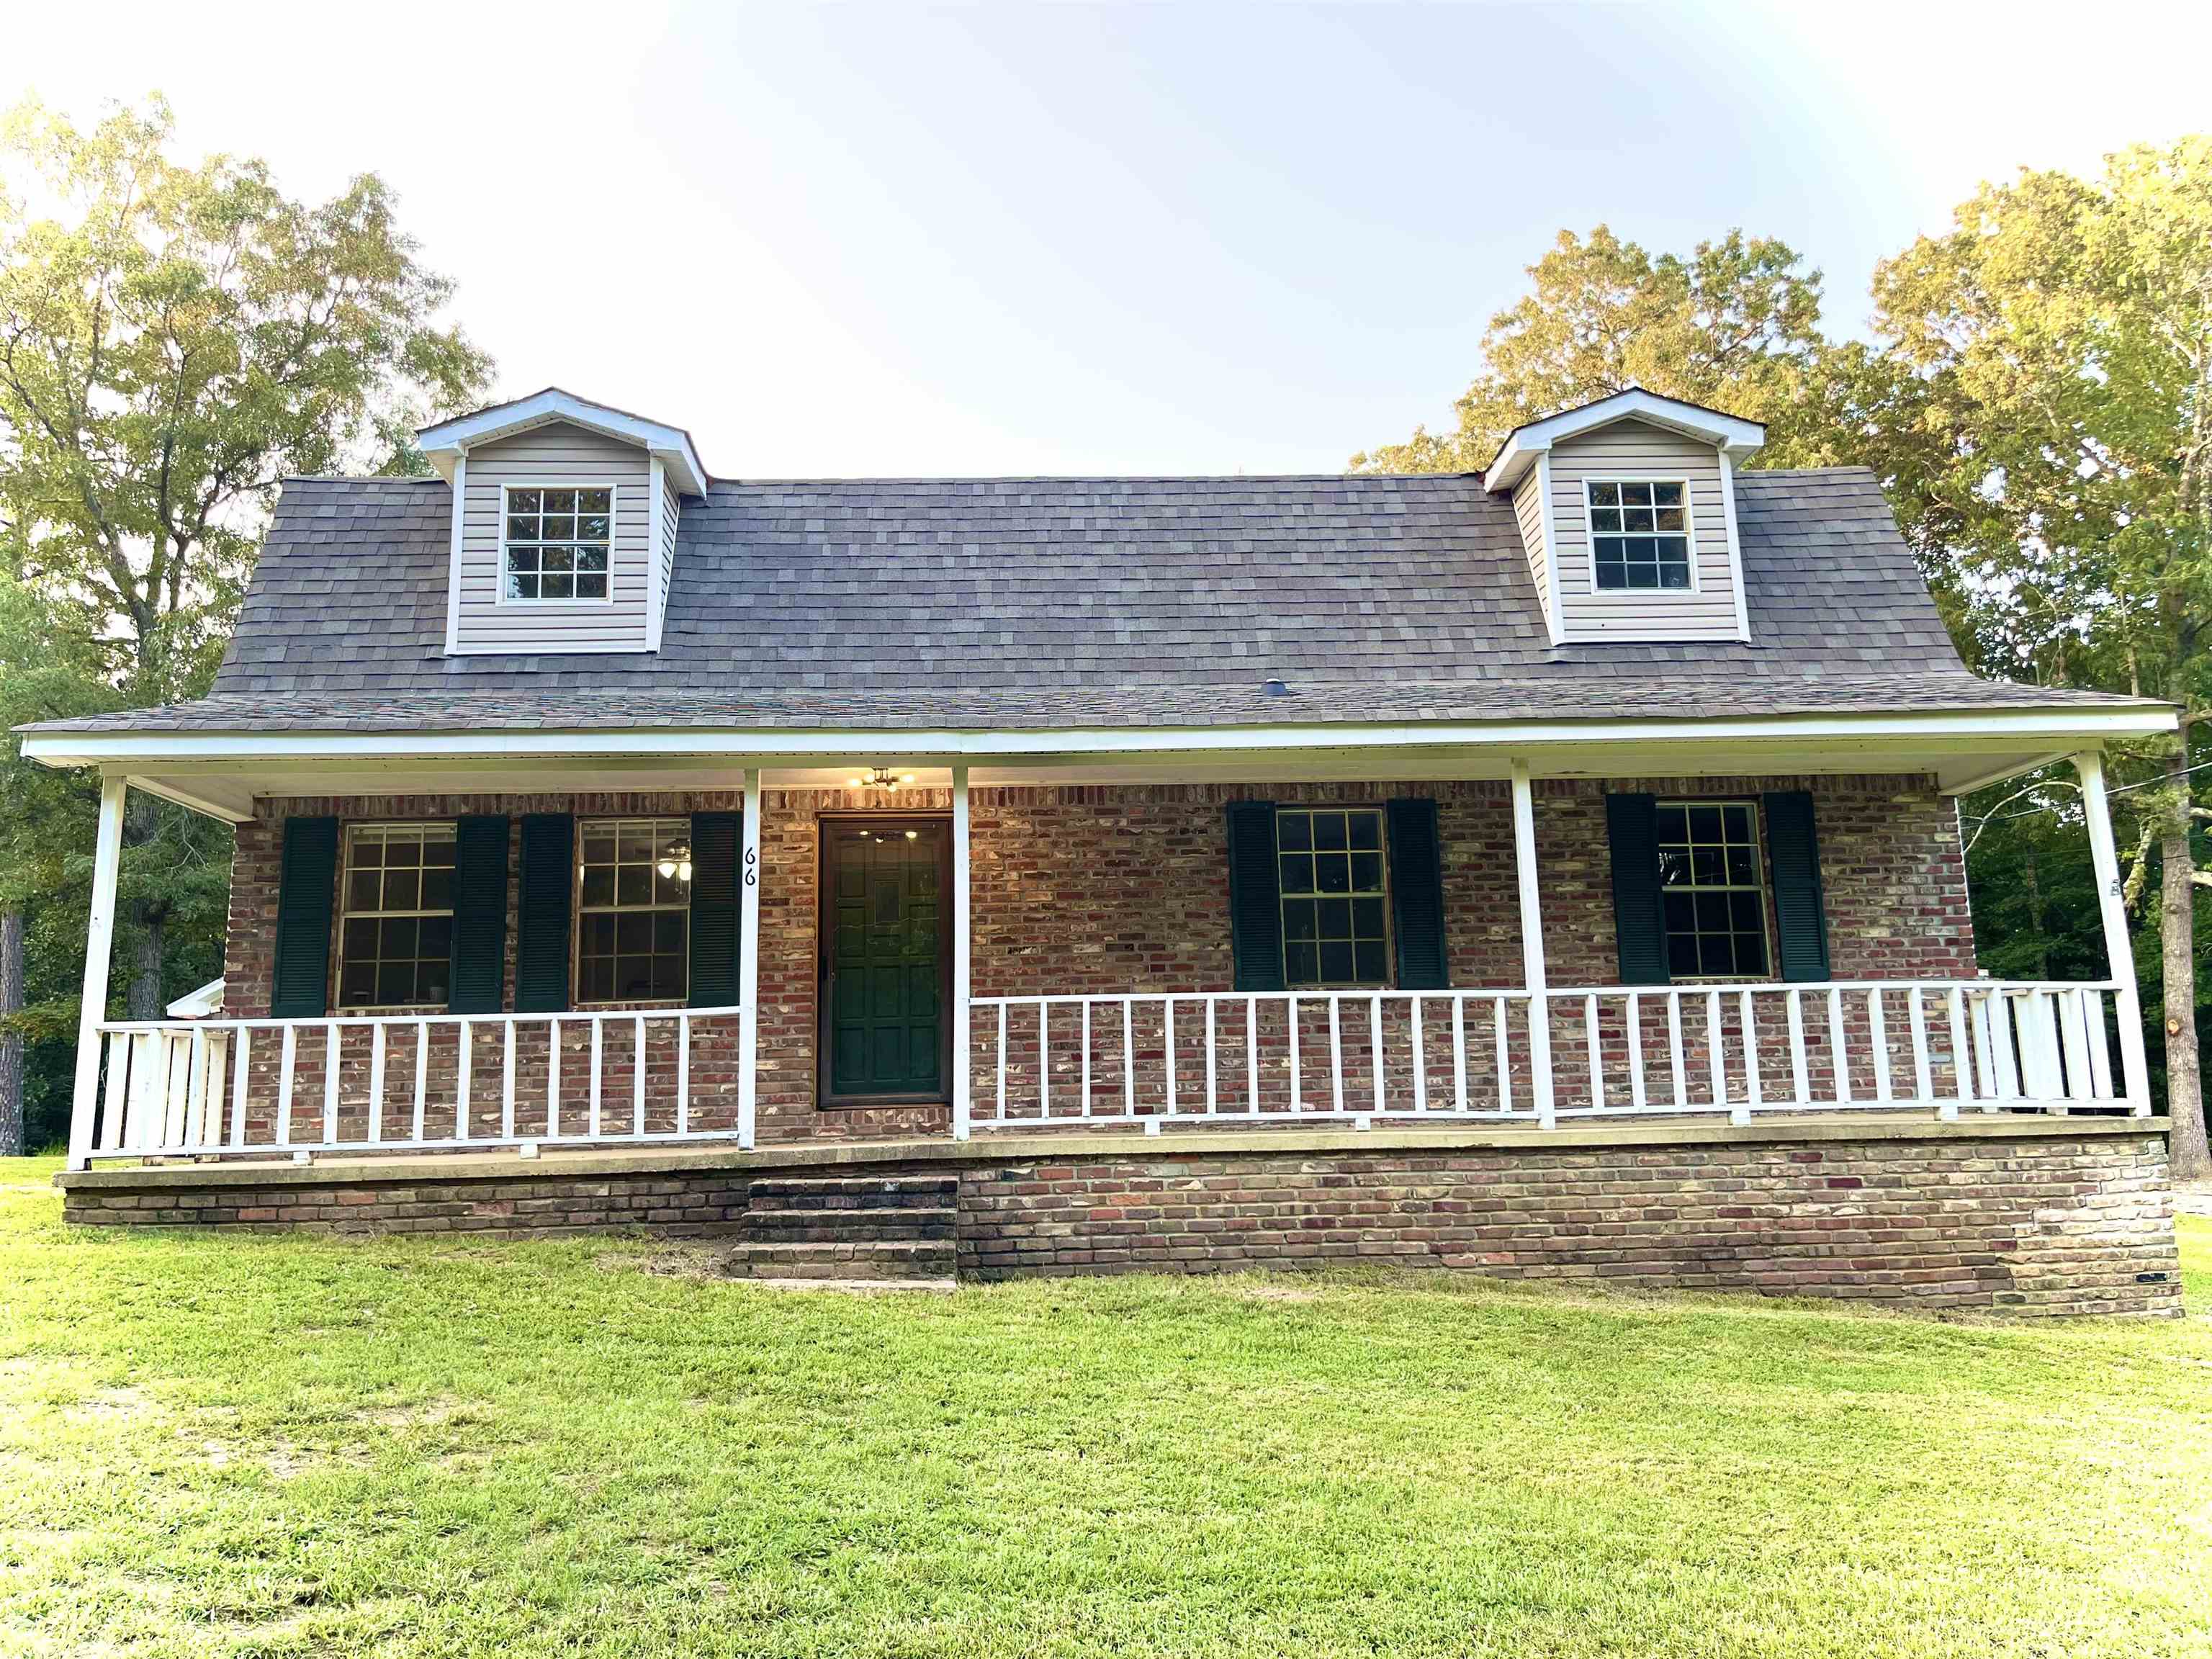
[337,823,457,1010]
[1275,807,1390,989]
[577,817,691,1004]
[1588,480,1691,591]
[505,486,612,601]
[1655,801,1768,979]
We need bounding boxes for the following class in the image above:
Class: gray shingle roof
[25,467,2149,737]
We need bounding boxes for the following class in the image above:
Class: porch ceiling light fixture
[847,765,917,791]
[656,840,693,884]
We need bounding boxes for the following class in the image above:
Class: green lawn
[2,1157,2208,1659]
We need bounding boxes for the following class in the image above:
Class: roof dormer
[1484,388,1763,647]
[418,389,709,657]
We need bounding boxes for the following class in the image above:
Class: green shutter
[1386,797,1449,990]
[1763,790,1831,983]
[447,814,509,1015]
[1605,792,1670,986]
[514,814,573,1013]
[1225,801,1285,992]
[271,816,338,1018]
[689,811,742,1007]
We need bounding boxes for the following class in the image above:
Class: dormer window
[503,486,613,602]
[1587,480,1692,590]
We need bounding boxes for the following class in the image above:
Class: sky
[6,0,2209,478]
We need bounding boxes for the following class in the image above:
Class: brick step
[743,1206,955,1244]
[746,1176,958,1213]
[727,1238,957,1282]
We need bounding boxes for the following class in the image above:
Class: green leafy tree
[1857,137,2212,1177]
[0,95,493,1133]
[1352,227,1848,473]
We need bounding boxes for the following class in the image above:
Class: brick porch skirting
[58,1117,2182,1318]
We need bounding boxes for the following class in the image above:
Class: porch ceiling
[49,709,2164,823]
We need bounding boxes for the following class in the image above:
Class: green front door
[823,819,945,1100]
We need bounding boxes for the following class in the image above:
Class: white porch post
[67,776,128,1171]
[951,763,972,1141]
[2074,750,2152,1114]
[737,767,763,1149]
[1509,761,1556,1127]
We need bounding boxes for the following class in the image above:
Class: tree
[1351,227,1848,473]
[0,95,493,1046]
[1858,137,2212,1178]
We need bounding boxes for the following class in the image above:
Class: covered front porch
[30,703,2165,1174]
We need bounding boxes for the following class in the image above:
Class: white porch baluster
[1628,992,1647,1110]
[368,1023,387,1144]
[277,1023,297,1147]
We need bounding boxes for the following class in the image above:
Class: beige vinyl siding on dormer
[454,423,653,655]
[1546,418,1742,640]
[1511,467,1550,617]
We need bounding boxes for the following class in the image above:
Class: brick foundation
[222,774,1976,1143]
[60,1120,2182,1318]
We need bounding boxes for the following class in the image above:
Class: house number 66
[744,848,758,886]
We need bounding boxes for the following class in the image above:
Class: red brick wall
[61,1127,2180,1318]
[221,775,1974,1143]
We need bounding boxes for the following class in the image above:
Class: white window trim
[1655,797,1774,984]
[335,820,459,1013]
[572,815,693,1008]
[1274,804,1395,992]
[497,481,619,608]
[1581,477,1700,596]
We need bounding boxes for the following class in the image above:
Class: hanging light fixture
[845,765,916,792]
[656,840,693,883]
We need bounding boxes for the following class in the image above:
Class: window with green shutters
[575,817,691,1003]
[336,823,456,1010]
[1655,801,1771,979]
[1275,807,1391,989]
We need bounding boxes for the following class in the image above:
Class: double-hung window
[1587,480,1691,590]
[337,824,456,1009]
[1276,806,1390,988]
[576,818,691,1003]
[504,486,612,601]
[1655,801,1770,978]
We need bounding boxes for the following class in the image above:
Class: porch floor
[55,1107,2170,1193]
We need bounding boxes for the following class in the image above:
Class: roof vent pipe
[1262,678,1292,698]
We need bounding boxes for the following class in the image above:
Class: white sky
[7,0,2209,477]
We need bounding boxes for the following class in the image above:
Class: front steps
[729,1174,959,1285]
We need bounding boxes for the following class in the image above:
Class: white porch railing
[84,1006,747,1163]
[961,979,2145,1136]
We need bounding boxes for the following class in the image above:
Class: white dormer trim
[418,388,710,497]
[442,449,467,655]
[647,456,667,654]
[1534,450,1565,647]
[1719,450,1751,642]
[1482,388,1765,495]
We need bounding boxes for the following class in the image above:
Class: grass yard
[2,1158,2208,1659]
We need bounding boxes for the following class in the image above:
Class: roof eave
[1483,389,1768,493]
[416,388,710,495]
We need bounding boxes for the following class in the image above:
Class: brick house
[21,387,2186,1313]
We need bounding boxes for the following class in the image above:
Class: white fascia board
[418,390,709,495]
[1484,389,1768,494]
[19,703,2177,770]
